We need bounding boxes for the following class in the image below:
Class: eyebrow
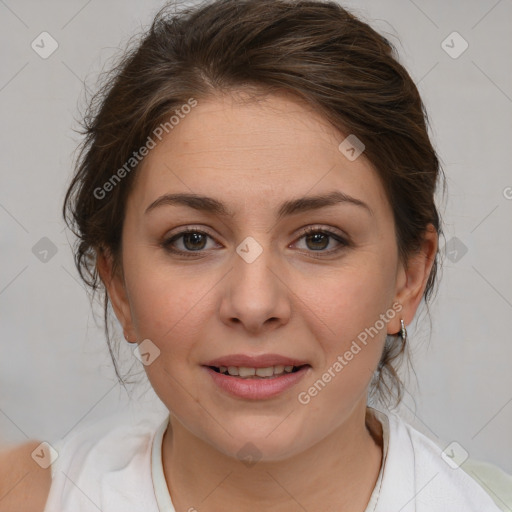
[144,191,373,218]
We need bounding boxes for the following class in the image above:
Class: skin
[97,90,437,512]
[0,441,51,511]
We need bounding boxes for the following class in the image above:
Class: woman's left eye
[161,226,348,257]
[292,227,348,254]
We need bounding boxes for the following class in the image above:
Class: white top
[43,407,506,512]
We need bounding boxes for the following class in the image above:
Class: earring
[399,319,407,343]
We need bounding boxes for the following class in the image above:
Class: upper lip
[204,354,309,368]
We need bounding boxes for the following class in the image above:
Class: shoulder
[0,440,52,512]
[42,408,168,512]
[51,408,168,465]
[372,407,506,511]
[461,457,512,512]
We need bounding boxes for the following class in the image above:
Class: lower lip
[203,366,310,400]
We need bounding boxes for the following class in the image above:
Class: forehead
[129,91,389,218]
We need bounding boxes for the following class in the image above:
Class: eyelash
[161,225,349,259]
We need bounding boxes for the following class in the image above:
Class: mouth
[202,355,311,400]
[207,364,308,379]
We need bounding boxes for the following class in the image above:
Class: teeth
[255,367,274,377]
[217,365,300,378]
[238,367,256,377]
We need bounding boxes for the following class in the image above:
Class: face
[101,90,435,461]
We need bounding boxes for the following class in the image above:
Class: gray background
[1,0,511,475]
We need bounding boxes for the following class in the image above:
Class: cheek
[122,257,211,412]
[308,258,395,342]
[293,273,390,428]
[298,255,396,390]
[123,250,209,340]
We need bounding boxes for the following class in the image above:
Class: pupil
[306,233,328,250]
[184,232,206,251]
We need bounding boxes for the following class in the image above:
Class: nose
[219,242,292,335]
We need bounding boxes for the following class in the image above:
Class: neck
[162,399,383,512]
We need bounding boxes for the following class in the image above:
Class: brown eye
[162,229,217,256]
[181,232,208,251]
[304,232,330,251]
[293,227,349,256]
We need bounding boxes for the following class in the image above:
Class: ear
[96,247,137,343]
[388,223,438,335]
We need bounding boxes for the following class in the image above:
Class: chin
[208,421,310,464]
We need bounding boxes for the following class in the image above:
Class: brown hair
[64,0,446,408]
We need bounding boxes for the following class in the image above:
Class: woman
[1,0,509,510]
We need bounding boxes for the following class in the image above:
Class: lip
[202,363,311,400]
[203,353,308,368]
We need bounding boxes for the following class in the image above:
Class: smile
[202,355,311,399]
[209,365,305,378]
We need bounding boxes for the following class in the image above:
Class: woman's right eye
[162,229,218,256]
